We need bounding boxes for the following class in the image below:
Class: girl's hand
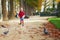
[22,15,25,18]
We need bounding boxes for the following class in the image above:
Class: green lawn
[48,18,60,29]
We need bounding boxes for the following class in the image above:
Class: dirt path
[0,16,59,40]
[0,22,59,40]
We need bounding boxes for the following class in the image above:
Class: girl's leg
[20,18,24,26]
[19,18,22,25]
[19,20,21,25]
[21,20,24,26]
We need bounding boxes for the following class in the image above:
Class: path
[0,16,59,40]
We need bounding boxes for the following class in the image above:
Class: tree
[25,0,40,15]
[43,0,47,12]
[53,0,55,9]
[1,0,8,21]
[56,2,60,17]
[38,0,42,12]
[8,0,16,19]
[26,0,43,12]
[24,0,35,15]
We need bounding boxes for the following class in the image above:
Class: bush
[33,12,40,15]
[56,12,60,17]
[40,12,56,16]
[52,10,60,17]
[24,15,29,19]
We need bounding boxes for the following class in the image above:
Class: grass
[48,18,60,29]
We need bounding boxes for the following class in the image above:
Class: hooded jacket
[19,11,25,18]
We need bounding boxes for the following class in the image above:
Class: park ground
[0,16,60,40]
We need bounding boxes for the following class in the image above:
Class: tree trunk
[8,0,16,19]
[24,0,34,16]
[1,0,8,21]
[53,0,55,9]
[27,6,34,16]
[20,0,24,7]
[44,0,46,12]
[38,0,42,12]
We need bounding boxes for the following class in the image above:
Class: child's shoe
[19,23,21,25]
[22,24,24,27]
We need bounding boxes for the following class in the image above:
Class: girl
[18,8,25,26]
